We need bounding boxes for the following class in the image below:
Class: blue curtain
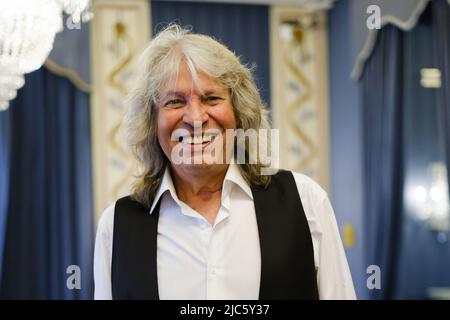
[362,1,450,299]
[434,0,450,186]
[151,0,271,107]
[0,109,10,281]
[362,25,404,300]
[393,3,450,299]
[0,67,94,299]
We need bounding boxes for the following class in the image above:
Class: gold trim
[44,58,92,93]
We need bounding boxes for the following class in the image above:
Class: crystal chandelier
[0,0,92,111]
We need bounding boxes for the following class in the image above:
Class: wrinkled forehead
[157,59,229,100]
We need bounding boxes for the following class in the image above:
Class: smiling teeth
[183,135,214,144]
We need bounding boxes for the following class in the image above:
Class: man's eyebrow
[159,91,185,100]
[202,88,228,96]
[160,88,228,99]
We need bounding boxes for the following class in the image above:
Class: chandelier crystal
[0,0,91,111]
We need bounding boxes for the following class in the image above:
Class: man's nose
[183,97,208,127]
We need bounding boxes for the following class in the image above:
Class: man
[94,25,356,300]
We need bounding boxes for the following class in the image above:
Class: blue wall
[328,0,367,299]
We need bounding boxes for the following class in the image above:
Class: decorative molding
[296,0,336,12]
[44,58,92,93]
[351,0,430,79]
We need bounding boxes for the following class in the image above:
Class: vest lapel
[112,197,160,299]
[251,171,319,299]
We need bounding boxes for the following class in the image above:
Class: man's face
[157,61,237,173]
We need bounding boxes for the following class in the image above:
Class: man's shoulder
[285,170,329,202]
[97,195,147,227]
[285,171,332,232]
[96,202,116,238]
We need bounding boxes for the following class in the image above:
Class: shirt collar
[149,163,253,215]
[222,163,253,201]
[149,168,178,214]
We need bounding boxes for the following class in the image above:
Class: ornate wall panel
[270,6,330,192]
[91,0,150,222]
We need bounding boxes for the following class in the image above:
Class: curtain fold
[434,0,450,186]
[361,25,404,299]
[0,67,94,299]
[0,109,10,281]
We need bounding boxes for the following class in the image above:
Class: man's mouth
[178,133,218,145]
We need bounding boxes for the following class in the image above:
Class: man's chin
[171,161,228,172]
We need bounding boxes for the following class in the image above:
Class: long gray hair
[125,24,271,208]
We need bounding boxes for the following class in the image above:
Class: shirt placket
[204,207,229,299]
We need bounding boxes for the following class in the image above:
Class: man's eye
[164,99,184,108]
[205,96,221,103]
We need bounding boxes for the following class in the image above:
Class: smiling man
[93,25,356,300]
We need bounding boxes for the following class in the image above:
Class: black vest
[112,170,319,299]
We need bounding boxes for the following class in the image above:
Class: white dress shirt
[94,164,356,300]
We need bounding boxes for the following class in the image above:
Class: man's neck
[170,164,229,224]
[170,164,228,199]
